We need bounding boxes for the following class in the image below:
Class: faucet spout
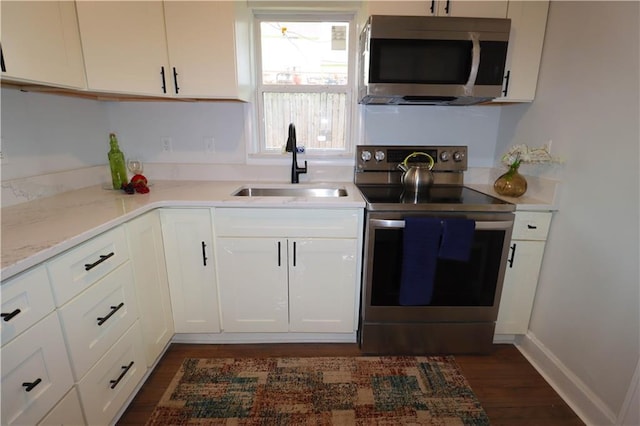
[285,123,307,184]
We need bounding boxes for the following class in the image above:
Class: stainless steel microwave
[358,15,511,106]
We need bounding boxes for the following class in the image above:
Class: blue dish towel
[399,217,442,306]
[439,218,476,262]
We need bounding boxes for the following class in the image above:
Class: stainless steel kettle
[397,151,435,193]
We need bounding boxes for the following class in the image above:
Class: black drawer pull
[97,302,124,326]
[110,361,134,389]
[22,378,42,392]
[277,241,281,266]
[527,224,538,229]
[1,308,21,322]
[84,252,115,271]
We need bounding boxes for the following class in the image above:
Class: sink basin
[232,186,348,198]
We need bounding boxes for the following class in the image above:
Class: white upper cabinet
[493,0,549,102]
[76,1,170,96]
[0,1,86,89]
[76,0,250,99]
[366,1,508,18]
[163,1,248,99]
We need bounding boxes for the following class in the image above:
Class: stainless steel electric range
[355,145,516,354]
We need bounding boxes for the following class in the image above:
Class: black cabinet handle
[97,302,124,326]
[444,0,451,14]
[201,241,208,266]
[430,0,435,14]
[1,43,6,73]
[277,241,281,266]
[160,66,167,94]
[110,361,134,389]
[502,70,511,97]
[22,378,42,392]
[293,241,297,267]
[84,252,115,271]
[508,243,517,268]
[527,224,538,229]
[173,67,180,94]
[1,308,21,322]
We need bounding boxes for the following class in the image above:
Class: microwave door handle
[463,33,481,96]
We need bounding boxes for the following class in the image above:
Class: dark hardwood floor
[117,343,584,425]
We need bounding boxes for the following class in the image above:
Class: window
[254,14,355,157]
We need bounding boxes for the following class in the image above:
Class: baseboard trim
[172,332,358,344]
[516,331,616,425]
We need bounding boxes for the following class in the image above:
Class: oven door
[362,212,514,323]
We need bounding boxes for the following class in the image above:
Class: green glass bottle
[108,133,128,190]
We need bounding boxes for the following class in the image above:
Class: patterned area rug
[146,356,490,425]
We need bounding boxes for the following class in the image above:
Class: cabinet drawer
[1,266,55,346]
[47,226,130,307]
[77,321,146,426]
[1,312,74,426]
[215,208,361,238]
[512,211,552,240]
[38,387,85,426]
[57,262,138,381]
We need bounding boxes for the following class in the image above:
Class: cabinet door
[289,238,358,333]
[0,1,86,88]
[163,1,239,98]
[126,211,174,367]
[160,209,220,333]
[216,238,289,332]
[439,1,507,18]
[76,1,169,95]
[1,312,74,426]
[495,240,546,334]
[367,1,507,17]
[493,0,549,102]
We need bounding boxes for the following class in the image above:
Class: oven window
[370,228,505,306]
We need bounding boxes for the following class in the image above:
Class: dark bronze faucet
[285,123,307,184]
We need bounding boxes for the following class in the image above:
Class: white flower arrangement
[501,144,563,169]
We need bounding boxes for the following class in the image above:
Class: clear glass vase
[494,164,527,197]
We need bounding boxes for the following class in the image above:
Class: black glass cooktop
[356,184,515,212]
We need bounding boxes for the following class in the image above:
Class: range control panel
[355,145,468,173]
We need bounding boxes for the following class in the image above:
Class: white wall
[496,2,639,424]
[362,104,501,167]
[0,88,109,180]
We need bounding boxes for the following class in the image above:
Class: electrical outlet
[203,137,215,153]
[161,137,172,152]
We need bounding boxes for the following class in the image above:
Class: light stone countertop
[1,180,365,280]
[1,178,557,281]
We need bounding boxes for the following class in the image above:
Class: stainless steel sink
[232,186,348,198]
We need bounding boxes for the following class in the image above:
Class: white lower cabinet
[160,208,221,333]
[214,208,362,334]
[77,321,146,426]
[38,388,85,426]
[126,211,174,367]
[57,262,139,380]
[1,312,74,425]
[495,211,553,335]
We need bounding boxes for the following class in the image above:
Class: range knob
[439,151,450,162]
[374,150,385,162]
[453,151,465,162]
[360,150,372,162]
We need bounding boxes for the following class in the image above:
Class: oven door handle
[369,219,514,231]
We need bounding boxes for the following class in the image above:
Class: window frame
[251,11,358,161]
